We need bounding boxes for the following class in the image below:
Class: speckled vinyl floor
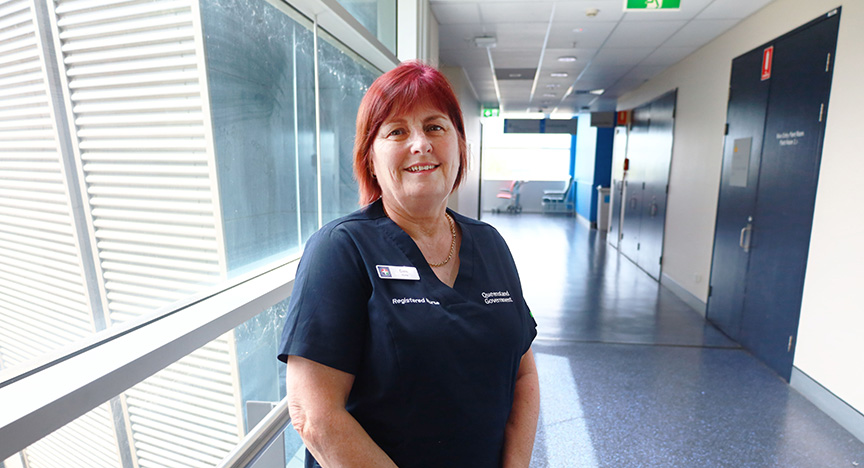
[482,212,864,468]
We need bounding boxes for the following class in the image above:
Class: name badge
[376,265,419,280]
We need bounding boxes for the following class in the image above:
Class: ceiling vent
[495,68,536,80]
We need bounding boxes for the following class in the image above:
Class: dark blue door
[609,127,629,248]
[637,91,675,280]
[740,11,840,381]
[708,10,840,381]
[619,107,648,264]
[619,93,676,280]
[706,49,770,341]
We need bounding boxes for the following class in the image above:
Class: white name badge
[376,265,420,280]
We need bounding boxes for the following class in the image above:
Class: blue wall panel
[573,116,614,222]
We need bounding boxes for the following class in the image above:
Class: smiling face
[370,101,461,215]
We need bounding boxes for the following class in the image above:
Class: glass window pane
[333,0,396,53]
[0,0,98,377]
[201,0,318,276]
[317,29,381,223]
[10,299,300,468]
[481,118,573,180]
[0,0,322,380]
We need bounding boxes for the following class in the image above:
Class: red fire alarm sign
[616,110,630,126]
[761,46,774,81]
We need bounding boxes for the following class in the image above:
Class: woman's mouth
[406,164,438,173]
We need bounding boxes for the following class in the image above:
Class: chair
[496,180,523,213]
[542,178,573,213]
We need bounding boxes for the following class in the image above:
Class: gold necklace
[428,213,456,268]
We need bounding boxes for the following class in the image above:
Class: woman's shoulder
[304,201,386,256]
[297,204,384,279]
[317,201,385,235]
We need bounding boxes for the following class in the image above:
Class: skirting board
[660,272,707,317]
[575,212,592,229]
[791,367,864,444]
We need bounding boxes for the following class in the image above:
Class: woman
[277,61,538,467]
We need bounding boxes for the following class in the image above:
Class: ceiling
[431,0,777,115]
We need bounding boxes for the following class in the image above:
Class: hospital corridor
[484,211,864,467]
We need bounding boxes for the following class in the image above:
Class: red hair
[353,61,468,206]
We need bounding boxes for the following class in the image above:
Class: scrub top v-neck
[278,199,536,468]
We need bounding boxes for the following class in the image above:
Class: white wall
[441,66,482,218]
[794,1,864,417]
[619,0,863,416]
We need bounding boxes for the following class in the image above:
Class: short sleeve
[277,225,372,375]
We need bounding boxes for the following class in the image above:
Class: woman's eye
[427,124,443,132]
[387,129,404,137]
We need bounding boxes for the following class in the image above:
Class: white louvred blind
[0,0,94,369]
[53,0,225,324]
[0,1,122,467]
[49,0,245,466]
[24,402,123,468]
[124,334,243,468]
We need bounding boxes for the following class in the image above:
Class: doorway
[707,9,840,381]
[618,90,676,281]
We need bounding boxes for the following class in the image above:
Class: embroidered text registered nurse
[277,61,539,468]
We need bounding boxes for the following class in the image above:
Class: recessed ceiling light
[558,56,577,62]
[473,36,497,48]
[545,84,560,88]
[551,72,568,78]
[509,73,523,78]
[542,93,556,97]
[589,88,605,95]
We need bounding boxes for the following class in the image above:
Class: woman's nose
[409,132,432,154]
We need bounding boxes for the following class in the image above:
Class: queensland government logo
[481,290,513,304]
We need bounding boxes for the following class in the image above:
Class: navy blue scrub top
[278,199,537,468]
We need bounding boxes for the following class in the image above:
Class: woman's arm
[501,348,540,468]
[286,355,398,468]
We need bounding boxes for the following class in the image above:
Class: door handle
[739,219,753,252]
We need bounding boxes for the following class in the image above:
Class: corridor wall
[442,66,482,219]
[618,0,863,435]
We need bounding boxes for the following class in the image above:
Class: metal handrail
[217,397,293,468]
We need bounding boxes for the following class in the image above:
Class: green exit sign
[625,0,681,10]
[482,108,499,117]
